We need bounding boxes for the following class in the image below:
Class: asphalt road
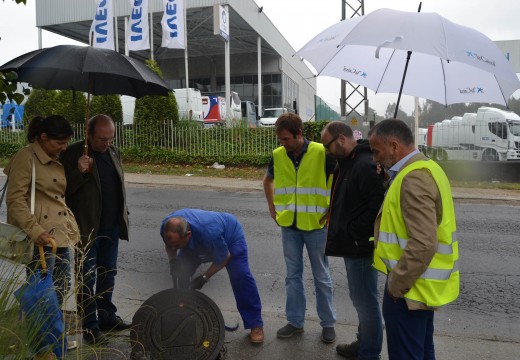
[101,186,520,359]
[1,178,520,359]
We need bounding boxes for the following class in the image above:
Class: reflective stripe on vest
[380,258,459,281]
[273,142,331,230]
[378,232,456,255]
[374,158,460,308]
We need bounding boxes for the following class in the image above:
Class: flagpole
[184,2,190,119]
[150,11,154,61]
[184,1,193,120]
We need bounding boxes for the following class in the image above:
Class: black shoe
[276,323,304,338]
[83,329,109,345]
[99,315,132,331]
[336,340,359,358]
[321,327,336,344]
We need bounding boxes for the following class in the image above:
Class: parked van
[258,107,288,127]
[241,101,257,127]
[174,88,204,122]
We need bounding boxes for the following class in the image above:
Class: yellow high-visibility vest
[273,142,331,230]
[374,159,459,308]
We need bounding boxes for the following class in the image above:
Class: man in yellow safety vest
[263,112,337,344]
[368,119,459,360]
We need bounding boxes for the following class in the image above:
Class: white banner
[161,0,185,49]
[128,0,150,51]
[89,0,115,50]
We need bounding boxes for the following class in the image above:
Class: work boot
[321,327,336,343]
[83,328,109,345]
[99,315,132,331]
[336,340,360,358]
[276,323,304,338]
[249,327,264,344]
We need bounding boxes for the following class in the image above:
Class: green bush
[133,60,178,147]
[303,121,329,142]
[0,142,24,159]
[54,90,86,125]
[90,95,123,123]
[121,146,271,166]
[23,89,59,122]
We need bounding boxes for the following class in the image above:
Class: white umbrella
[295,8,520,117]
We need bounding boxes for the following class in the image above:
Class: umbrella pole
[394,50,412,119]
[394,3,421,119]
[84,91,91,156]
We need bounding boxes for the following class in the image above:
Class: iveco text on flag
[161,0,185,49]
[128,0,150,51]
[89,0,115,50]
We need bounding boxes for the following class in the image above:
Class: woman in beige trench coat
[4,115,80,358]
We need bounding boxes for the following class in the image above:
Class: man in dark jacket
[321,121,385,360]
[60,114,131,345]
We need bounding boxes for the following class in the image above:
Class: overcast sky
[1,0,520,116]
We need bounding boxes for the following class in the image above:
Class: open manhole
[130,288,225,360]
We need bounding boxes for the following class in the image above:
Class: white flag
[89,0,115,50]
[128,0,150,51]
[161,0,185,49]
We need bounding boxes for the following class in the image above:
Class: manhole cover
[130,288,225,360]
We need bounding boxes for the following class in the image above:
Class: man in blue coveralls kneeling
[160,208,264,344]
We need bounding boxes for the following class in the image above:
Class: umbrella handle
[38,237,57,272]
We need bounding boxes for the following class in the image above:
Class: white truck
[174,88,204,122]
[258,107,288,127]
[425,106,520,161]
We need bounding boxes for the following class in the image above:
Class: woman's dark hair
[26,115,74,142]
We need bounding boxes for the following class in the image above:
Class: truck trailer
[425,107,520,161]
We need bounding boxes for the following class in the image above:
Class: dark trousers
[77,227,120,330]
[383,282,435,360]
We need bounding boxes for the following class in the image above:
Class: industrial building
[34,0,336,121]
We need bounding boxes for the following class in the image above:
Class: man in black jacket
[321,121,385,360]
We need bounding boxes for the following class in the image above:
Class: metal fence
[0,122,280,157]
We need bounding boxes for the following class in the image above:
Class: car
[258,107,288,127]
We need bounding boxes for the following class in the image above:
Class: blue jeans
[77,227,120,330]
[383,281,435,360]
[28,246,71,307]
[281,226,336,328]
[344,257,383,360]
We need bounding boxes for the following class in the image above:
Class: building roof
[35,0,314,82]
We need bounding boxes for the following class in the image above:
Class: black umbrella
[0,45,170,98]
[0,45,171,153]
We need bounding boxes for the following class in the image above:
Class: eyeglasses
[323,135,339,150]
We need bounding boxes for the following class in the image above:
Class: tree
[90,95,123,123]
[133,59,177,146]
[23,89,59,121]
[0,0,29,105]
[54,90,86,124]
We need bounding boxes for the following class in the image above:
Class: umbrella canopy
[0,45,171,98]
[295,8,520,108]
